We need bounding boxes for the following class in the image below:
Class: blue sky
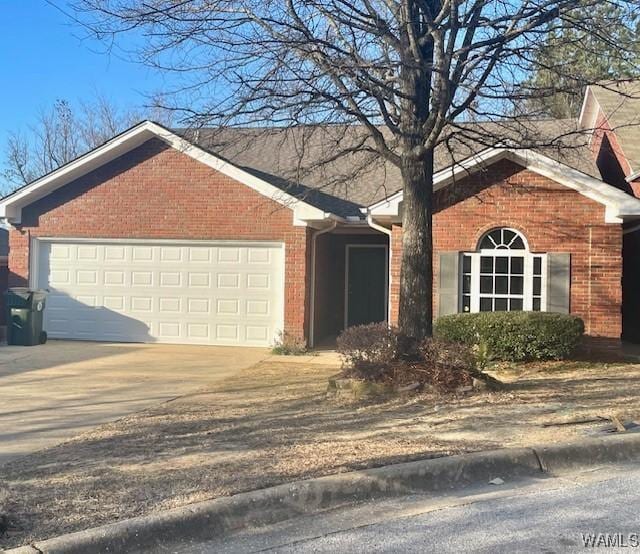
[0,1,162,140]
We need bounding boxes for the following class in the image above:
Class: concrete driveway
[0,341,268,465]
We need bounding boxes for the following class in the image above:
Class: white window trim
[460,230,548,313]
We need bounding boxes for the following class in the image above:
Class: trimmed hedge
[434,312,585,361]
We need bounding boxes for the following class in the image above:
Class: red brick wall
[389,160,623,339]
[8,138,311,340]
[389,224,402,326]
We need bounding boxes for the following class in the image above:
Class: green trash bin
[4,288,48,346]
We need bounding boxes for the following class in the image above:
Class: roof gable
[580,81,640,176]
[0,121,331,226]
[368,147,640,223]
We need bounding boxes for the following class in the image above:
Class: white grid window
[461,228,547,313]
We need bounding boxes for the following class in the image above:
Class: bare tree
[1,94,167,194]
[71,0,639,340]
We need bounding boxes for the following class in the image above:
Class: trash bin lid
[4,288,32,309]
[6,287,31,299]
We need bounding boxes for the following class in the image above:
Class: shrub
[271,330,308,355]
[434,312,585,361]
[418,338,475,392]
[0,485,10,537]
[336,322,399,379]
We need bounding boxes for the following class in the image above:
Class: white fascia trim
[578,87,598,130]
[30,237,287,248]
[507,149,640,223]
[578,87,605,145]
[626,169,640,183]
[0,120,330,225]
[368,147,507,216]
[0,123,154,222]
[367,147,640,224]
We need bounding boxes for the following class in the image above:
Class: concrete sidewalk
[0,340,268,465]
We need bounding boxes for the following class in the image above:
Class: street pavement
[178,463,640,553]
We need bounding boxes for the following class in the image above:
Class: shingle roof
[177,119,600,217]
[589,80,640,175]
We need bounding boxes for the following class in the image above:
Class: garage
[33,239,285,346]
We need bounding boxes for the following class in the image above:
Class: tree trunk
[398,150,434,340]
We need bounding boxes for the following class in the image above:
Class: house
[579,81,640,342]
[1,85,640,348]
[580,81,640,194]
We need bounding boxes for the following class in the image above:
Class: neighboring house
[580,81,640,195]
[580,81,640,342]
[1,84,640,348]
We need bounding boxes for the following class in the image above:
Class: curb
[6,433,640,554]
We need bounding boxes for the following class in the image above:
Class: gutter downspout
[366,214,393,325]
[309,220,338,348]
[0,218,12,268]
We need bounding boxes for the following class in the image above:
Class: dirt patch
[2,358,640,548]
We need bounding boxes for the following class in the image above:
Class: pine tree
[527,4,640,118]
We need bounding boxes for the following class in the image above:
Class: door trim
[344,244,389,329]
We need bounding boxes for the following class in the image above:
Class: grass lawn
[2,355,640,548]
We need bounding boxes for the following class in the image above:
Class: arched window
[460,228,546,313]
[478,228,526,251]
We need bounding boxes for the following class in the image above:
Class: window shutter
[547,253,571,313]
[438,252,460,317]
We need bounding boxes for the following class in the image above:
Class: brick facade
[389,159,623,339]
[7,138,311,340]
[4,139,624,344]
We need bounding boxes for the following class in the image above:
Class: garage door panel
[104,271,126,286]
[103,296,126,311]
[49,269,71,286]
[105,246,126,261]
[132,246,153,262]
[49,244,71,260]
[77,245,99,260]
[160,247,183,262]
[37,240,284,346]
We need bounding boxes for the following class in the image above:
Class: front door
[346,245,387,328]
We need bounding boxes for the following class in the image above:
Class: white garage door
[35,239,285,346]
